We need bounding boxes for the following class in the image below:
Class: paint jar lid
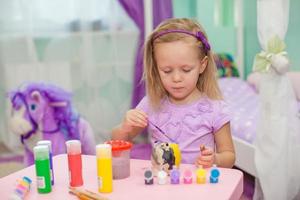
[196,167,206,177]
[210,168,220,178]
[105,140,132,151]
[37,140,52,152]
[183,169,193,178]
[65,140,82,154]
[33,145,49,160]
[144,169,153,179]
[157,170,167,179]
[96,144,112,158]
[170,168,180,179]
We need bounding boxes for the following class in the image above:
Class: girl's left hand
[195,145,215,168]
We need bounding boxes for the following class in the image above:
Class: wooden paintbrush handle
[70,187,109,200]
[69,190,93,200]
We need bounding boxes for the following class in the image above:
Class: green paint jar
[33,145,52,193]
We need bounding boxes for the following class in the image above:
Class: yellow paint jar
[196,167,207,184]
[96,144,113,193]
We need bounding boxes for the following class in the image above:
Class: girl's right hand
[121,109,148,131]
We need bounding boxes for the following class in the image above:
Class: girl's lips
[172,87,184,90]
[171,88,185,94]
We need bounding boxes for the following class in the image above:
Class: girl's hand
[195,145,215,168]
[121,109,148,132]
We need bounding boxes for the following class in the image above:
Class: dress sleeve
[212,100,231,133]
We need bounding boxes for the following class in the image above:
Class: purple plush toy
[8,82,96,166]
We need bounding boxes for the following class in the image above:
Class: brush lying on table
[69,187,109,200]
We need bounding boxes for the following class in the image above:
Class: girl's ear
[199,56,208,74]
[30,90,41,102]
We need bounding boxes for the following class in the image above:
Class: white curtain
[0,0,138,149]
[254,0,300,199]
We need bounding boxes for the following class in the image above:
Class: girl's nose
[172,71,182,82]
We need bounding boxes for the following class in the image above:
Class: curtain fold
[118,0,173,108]
[0,1,139,148]
[254,0,300,199]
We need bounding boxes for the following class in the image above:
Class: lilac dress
[136,96,231,164]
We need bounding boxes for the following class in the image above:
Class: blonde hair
[143,18,222,109]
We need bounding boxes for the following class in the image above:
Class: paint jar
[210,165,220,183]
[33,145,52,193]
[37,140,54,185]
[66,140,83,187]
[170,167,180,184]
[157,170,167,185]
[183,169,193,184]
[96,144,113,193]
[144,169,154,185]
[105,140,132,179]
[196,166,206,184]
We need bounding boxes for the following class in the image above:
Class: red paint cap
[105,140,132,151]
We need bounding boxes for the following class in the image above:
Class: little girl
[112,18,235,168]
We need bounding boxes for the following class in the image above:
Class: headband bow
[195,31,211,52]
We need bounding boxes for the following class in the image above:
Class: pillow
[214,53,240,78]
[247,72,300,101]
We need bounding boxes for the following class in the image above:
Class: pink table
[0,154,243,200]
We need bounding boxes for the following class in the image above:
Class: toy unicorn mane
[9,82,80,142]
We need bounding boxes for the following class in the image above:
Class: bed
[218,77,259,176]
[219,75,300,177]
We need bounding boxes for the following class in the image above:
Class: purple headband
[153,29,211,53]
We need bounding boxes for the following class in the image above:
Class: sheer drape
[254,0,300,199]
[0,0,138,149]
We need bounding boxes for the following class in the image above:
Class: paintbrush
[148,120,175,143]
[83,189,109,200]
[69,189,92,200]
[69,187,109,200]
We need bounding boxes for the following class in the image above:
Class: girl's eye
[162,69,172,74]
[182,67,193,73]
[183,69,192,73]
[30,104,37,111]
